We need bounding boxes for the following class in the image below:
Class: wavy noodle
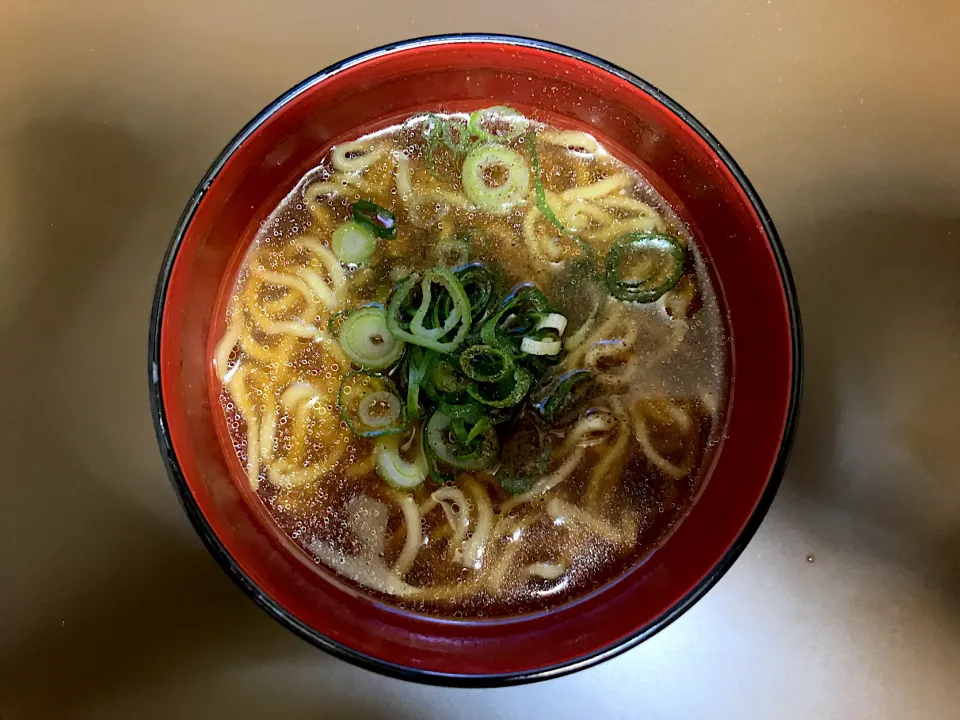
[262,291,302,316]
[398,149,474,220]
[485,515,540,593]
[213,313,242,381]
[331,140,386,173]
[522,190,571,264]
[560,173,631,202]
[423,487,470,559]
[292,237,346,290]
[596,194,663,219]
[392,151,414,199]
[280,381,320,410]
[262,320,324,339]
[632,400,696,479]
[243,270,319,334]
[561,199,614,232]
[237,325,295,366]
[581,309,641,393]
[547,498,628,546]
[523,204,560,263]
[258,391,278,463]
[499,448,586,515]
[394,495,423,577]
[525,562,566,580]
[304,180,361,213]
[562,303,624,368]
[540,129,601,155]
[291,255,342,312]
[309,495,417,597]
[461,478,493,570]
[587,214,662,242]
[560,409,618,454]
[329,171,379,197]
[226,367,260,488]
[585,399,631,509]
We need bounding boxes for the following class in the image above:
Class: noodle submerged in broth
[214,108,726,617]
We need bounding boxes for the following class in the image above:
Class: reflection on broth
[213,108,726,618]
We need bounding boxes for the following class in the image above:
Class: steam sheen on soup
[213,108,726,618]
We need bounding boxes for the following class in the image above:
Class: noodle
[560,173,631,202]
[525,562,566,580]
[561,199,614,232]
[484,516,539,593]
[297,268,339,312]
[633,402,696,479]
[585,399,631,509]
[461,478,493,570]
[499,448,586,515]
[213,313,241,381]
[560,410,618,454]
[292,237,347,292]
[304,180,361,210]
[540,129,600,155]
[258,391,278,463]
[394,494,423,576]
[429,487,470,558]
[587,215,661,242]
[547,498,626,546]
[331,141,385,173]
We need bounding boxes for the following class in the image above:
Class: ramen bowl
[148,34,802,685]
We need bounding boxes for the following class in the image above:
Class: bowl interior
[153,36,798,682]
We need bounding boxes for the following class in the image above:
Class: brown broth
[214,111,726,619]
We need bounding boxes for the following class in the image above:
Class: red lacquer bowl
[148,35,802,685]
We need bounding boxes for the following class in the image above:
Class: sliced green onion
[332,221,377,265]
[480,283,549,351]
[386,267,472,352]
[461,145,531,215]
[338,371,407,438]
[359,391,403,428]
[405,346,434,420]
[520,336,562,356]
[465,415,492,445]
[605,232,685,302]
[526,129,565,232]
[459,344,514,382]
[454,262,494,328]
[422,358,469,403]
[338,305,405,370]
[533,369,596,426]
[468,105,528,143]
[467,367,532,408]
[352,199,397,239]
[425,411,499,471]
[406,112,443,178]
[436,401,489,423]
[434,235,471,267]
[375,432,428,490]
[442,117,471,153]
[535,313,567,336]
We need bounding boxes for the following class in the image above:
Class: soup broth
[213,108,726,618]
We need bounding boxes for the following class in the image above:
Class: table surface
[1,2,958,718]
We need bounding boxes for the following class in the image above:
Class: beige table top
[2,1,958,718]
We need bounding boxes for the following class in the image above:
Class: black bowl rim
[147,32,803,688]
